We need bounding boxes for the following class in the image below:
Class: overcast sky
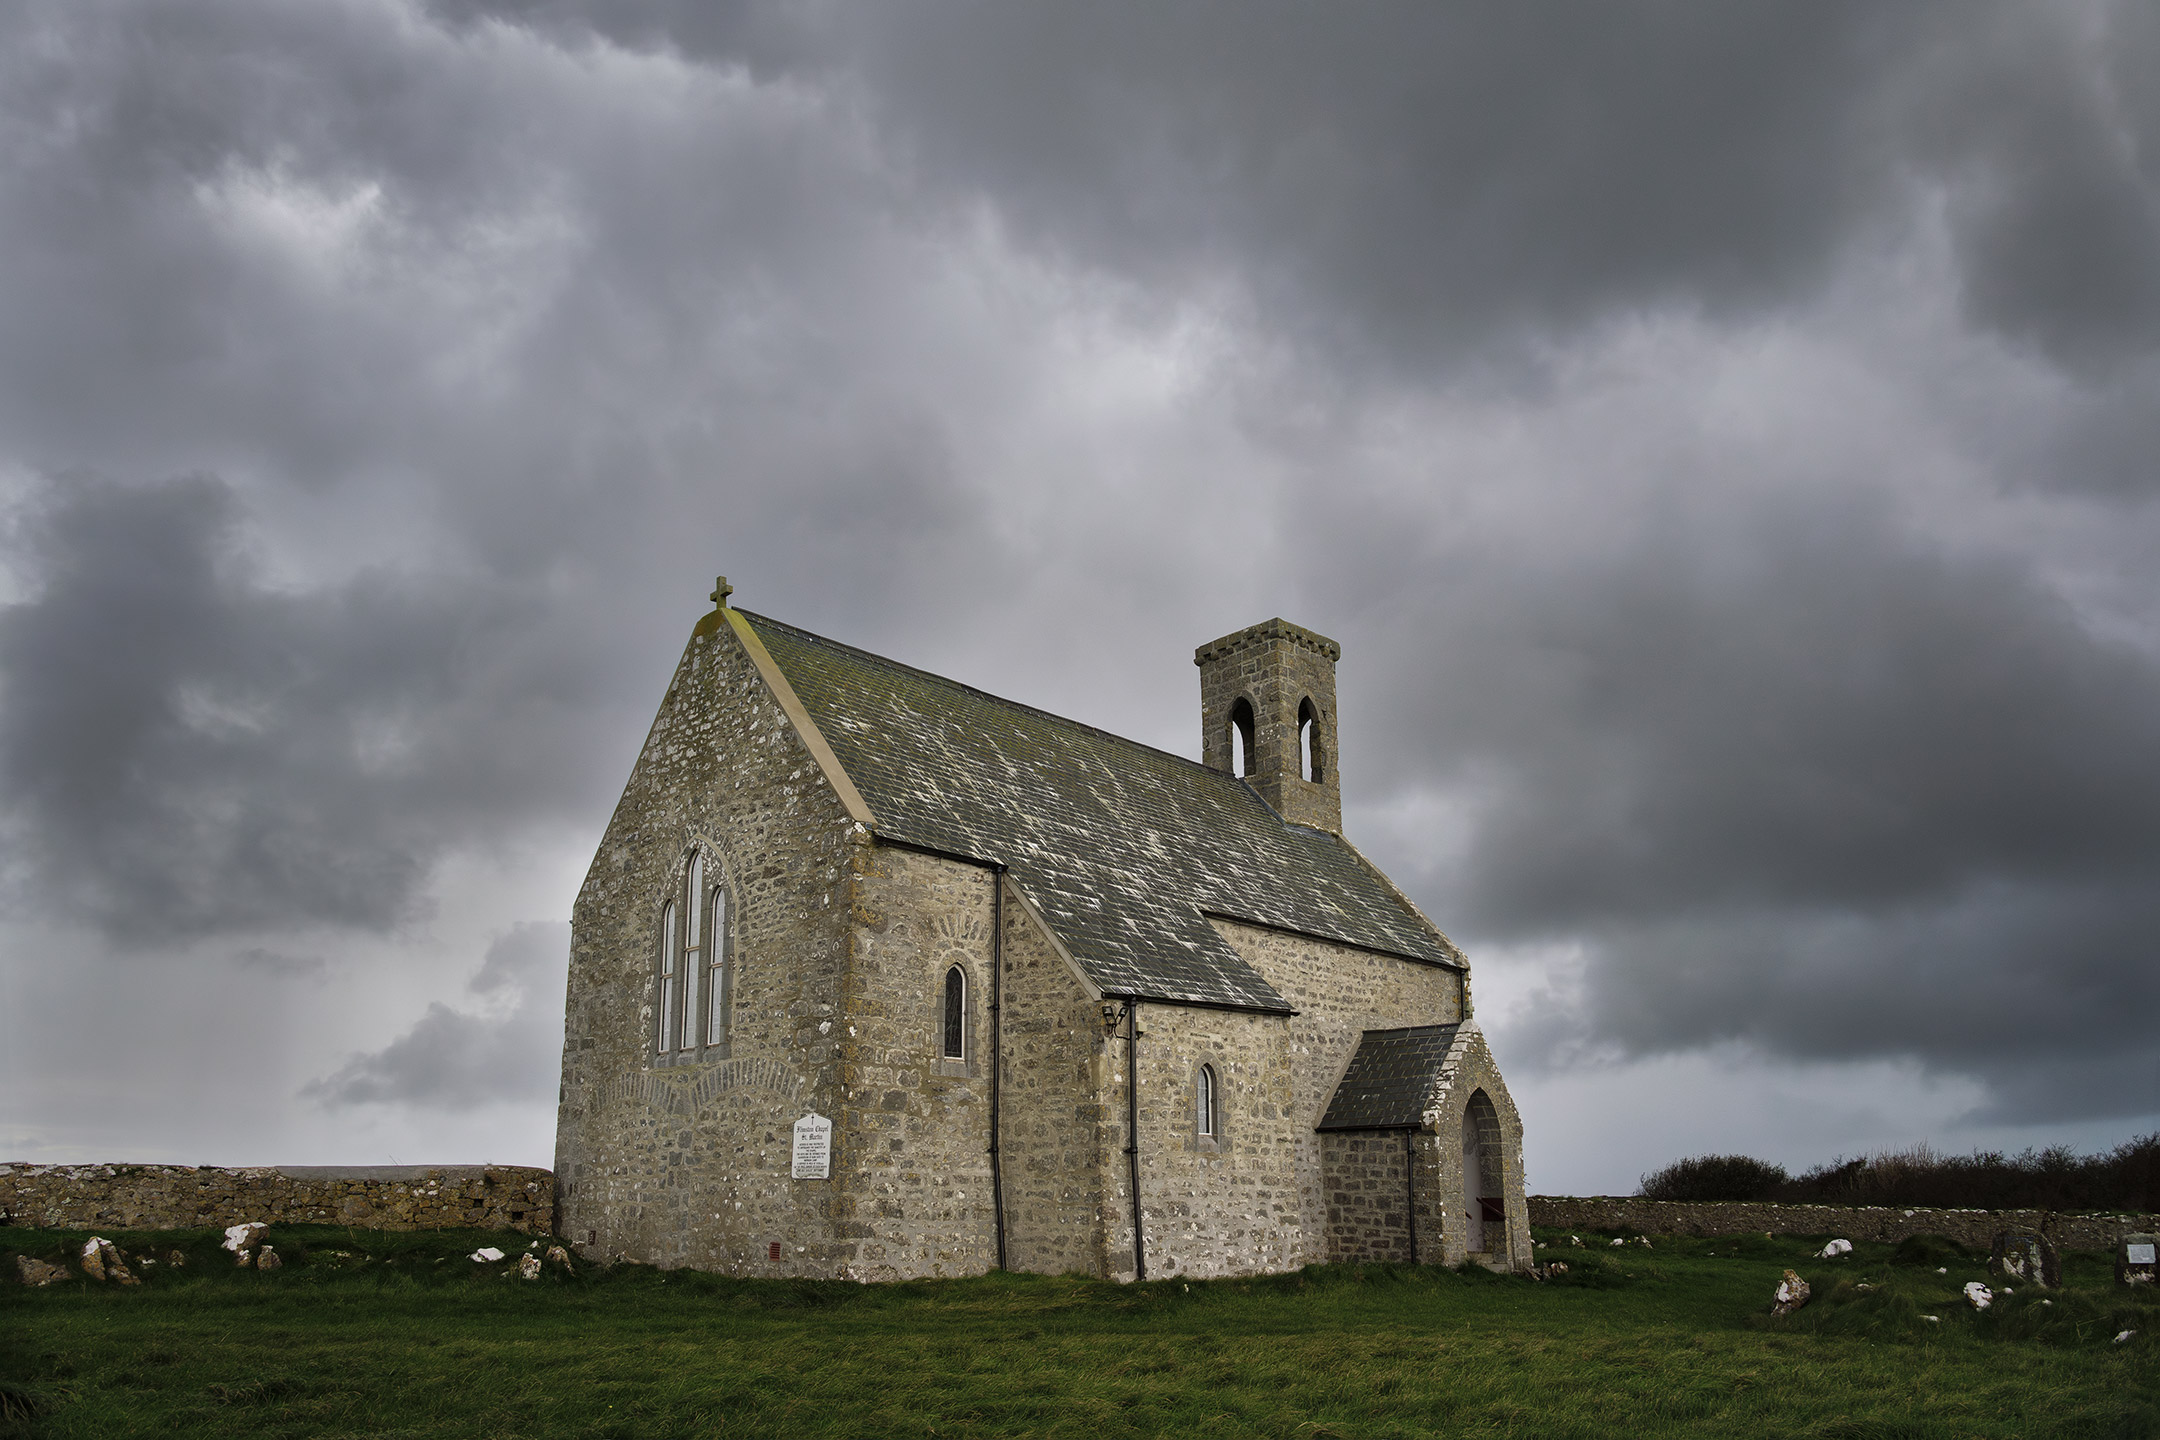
[3,0,2155,1194]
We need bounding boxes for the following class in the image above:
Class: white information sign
[2128,1243,2157,1265]
[791,1112,832,1180]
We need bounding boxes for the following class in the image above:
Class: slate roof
[738,611,1460,1012]
[1316,1025,1462,1130]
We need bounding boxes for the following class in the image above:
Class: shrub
[1638,1154,1790,1202]
[1782,1135,2160,1212]
[1635,1135,2159,1211]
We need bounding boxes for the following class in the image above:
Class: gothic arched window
[705,877,730,1047]
[655,900,678,1054]
[1196,1064,1219,1138]
[680,851,704,1051]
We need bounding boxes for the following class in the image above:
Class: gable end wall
[556,618,861,1274]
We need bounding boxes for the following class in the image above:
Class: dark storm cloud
[1343,484,2160,1115]
[450,1,2160,378]
[1407,500,2160,928]
[0,475,615,938]
[304,922,566,1108]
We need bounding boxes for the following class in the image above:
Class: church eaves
[732,609,1462,1013]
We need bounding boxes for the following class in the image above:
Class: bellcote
[1195,618,1342,834]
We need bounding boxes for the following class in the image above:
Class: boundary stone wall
[1,1165,554,1235]
[1528,1196,2159,1252]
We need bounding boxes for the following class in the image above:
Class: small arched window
[1196,1064,1219,1137]
[1298,697,1323,782]
[1227,697,1256,778]
[655,900,678,1054]
[942,965,968,1060]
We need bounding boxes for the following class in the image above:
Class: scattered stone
[1990,1231,2060,1288]
[166,1250,187,1267]
[1611,1238,1625,1248]
[1819,1238,1853,1259]
[80,1237,136,1285]
[1963,1281,1992,1310]
[1569,1235,1582,1247]
[1936,1267,1948,1275]
[15,1255,69,1287]
[1922,1315,1940,1323]
[2116,1330,2137,1344]
[1855,1283,1874,1292]
[1547,1261,1569,1275]
[256,1246,282,1272]
[545,1245,573,1269]
[223,1222,269,1255]
[1772,1270,1810,1316]
[519,1252,541,1281]
[1635,1236,1652,1248]
[470,1247,505,1263]
[234,1249,254,1268]
[2041,1299,2053,1307]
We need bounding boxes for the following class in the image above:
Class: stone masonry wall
[1,1165,551,1234]
[1127,1003,1306,1280]
[1528,1197,2160,1252]
[1211,918,1464,1267]
[996,889,1108,1277]
[1320,1133,1416,1263]
[837,846,997,1280]
[556,614,862,1275]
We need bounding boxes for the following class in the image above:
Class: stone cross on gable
[711,576,734,609]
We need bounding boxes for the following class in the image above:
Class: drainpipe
[989,867,1007,1271]
[1403,1127,1419,1265]
[1125,999,1147,1281]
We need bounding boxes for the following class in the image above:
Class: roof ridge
[736,609,1257,786]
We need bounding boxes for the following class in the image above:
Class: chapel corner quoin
[553,580,1530,1282]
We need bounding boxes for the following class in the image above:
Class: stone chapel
[554,582,1529,1281]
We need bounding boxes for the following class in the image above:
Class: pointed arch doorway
[1460,1090,1504,1260]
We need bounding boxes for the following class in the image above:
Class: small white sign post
[791,1112,832,1180]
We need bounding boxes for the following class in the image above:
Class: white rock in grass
[1922,1315,1940,1323]
[470,1247,505,1263]
[1820,1239,1853,1259]
[519,1253,541,1281]
[1773,1270,1811,1316]
[1611,1238,1626,1248]
[1963,1281,1992,1310]
[223,1223,269,1254]
[1936,1267,1948,1274]
[2118,1330,2138,1345]
[256,1246,282,1272]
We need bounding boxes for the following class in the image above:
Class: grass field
[4,1224,2155,1438]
